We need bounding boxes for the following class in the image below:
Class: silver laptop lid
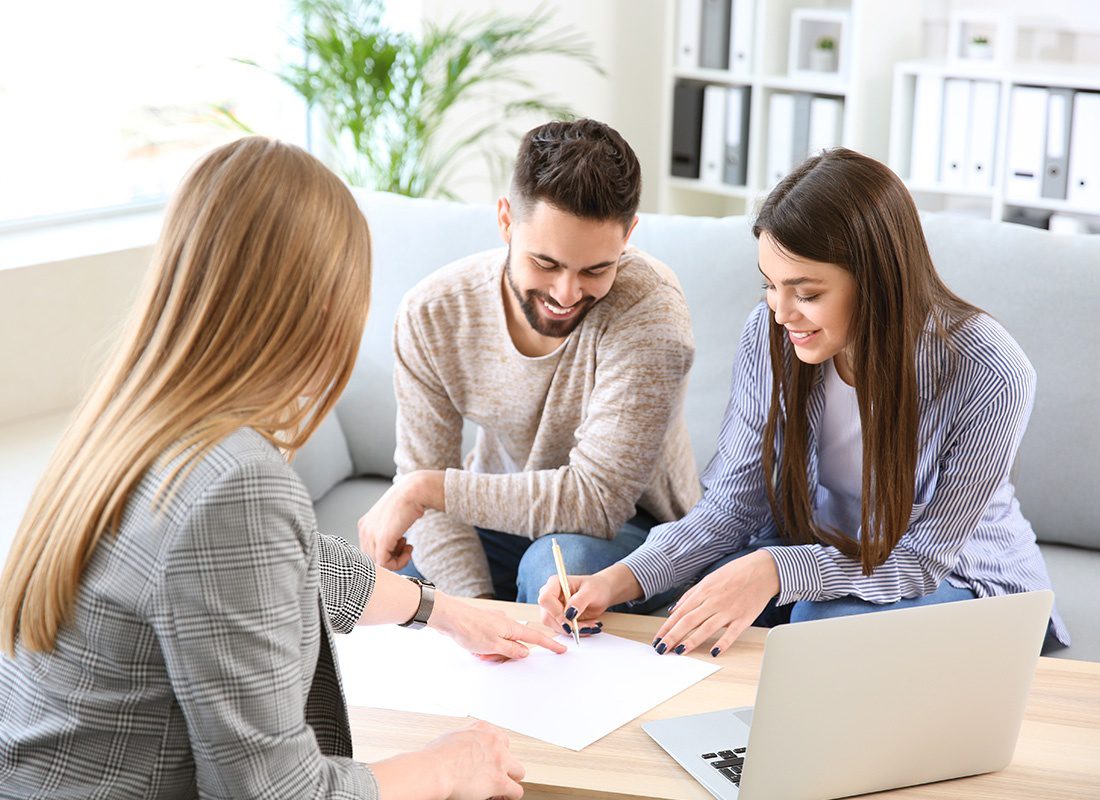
[739,590,1053,800]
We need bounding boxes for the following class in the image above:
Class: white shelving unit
[656,0,923,217]
[889,58,1100,231]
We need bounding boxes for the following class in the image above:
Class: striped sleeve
[766,353,1036,605]
[621,303,774,599]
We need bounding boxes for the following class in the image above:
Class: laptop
[644,590,1053,800]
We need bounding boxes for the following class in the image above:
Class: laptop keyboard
[700,747,747,786]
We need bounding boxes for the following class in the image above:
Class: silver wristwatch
[399,577,436,629]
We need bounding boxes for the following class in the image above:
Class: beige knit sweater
[392,246,702,596]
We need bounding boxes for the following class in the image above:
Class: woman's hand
[653,550,780,657]
[430,593,566,661]
[537,563,642,637]
[357,471,443,571]
[425,721,526,800]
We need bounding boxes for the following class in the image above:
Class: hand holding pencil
[540,540,616,642]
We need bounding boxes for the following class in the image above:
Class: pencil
[551,538,581,648]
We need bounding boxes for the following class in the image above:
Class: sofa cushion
[1039,543,1100,662]
[922,215,1100,551]
[290,411,354,502]
[313,476,392,547]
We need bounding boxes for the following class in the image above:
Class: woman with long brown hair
[0,136,561,799]
[538,148,1069,656]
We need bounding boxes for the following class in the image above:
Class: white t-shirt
[814,357,863,538]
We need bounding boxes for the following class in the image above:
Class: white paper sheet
[334,625,720,750]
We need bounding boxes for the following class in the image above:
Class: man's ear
[497,196,513,244]
[623,214,640,247]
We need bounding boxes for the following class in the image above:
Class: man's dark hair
[510,118,641,230]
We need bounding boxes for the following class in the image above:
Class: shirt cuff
[619,544,679,602]
[762,544,823,605]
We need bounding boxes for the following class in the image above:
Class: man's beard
[505,248,596,338]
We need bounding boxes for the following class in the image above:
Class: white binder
[965,81,999,189]
[724,86,750,185]
[1005,86,1049,202]
[1067,91,1100,209]
[700,85,727,184]
[767,92,796,187]
[939,79,971,189]
[728,0,755,78]
[677,0,702,69]
[1042,89,1073,201]
[910,74,944,185]
[808,96,843,157]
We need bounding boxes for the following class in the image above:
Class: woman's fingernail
[563,623,572,635]
[674,644,685,654]
[596,621,603,628]
[656,642,667,654]
[652,637,662,648]
[580,626,602,635]
[711,647,721,658]
[669,602,678,612]
[565,606,578,620]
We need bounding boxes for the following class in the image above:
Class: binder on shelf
[766,92,796,187]
[700,85,727,184]
[965,80,999,190]
[1005,85,1049,202]
[910,74,944,185]
[728,0,755,78]
[677,0,703,69]
[724,86,750,185]
[671,81,705,179]
[699,0,731,70]
[808,96,844,156]
[1067,91,1100,209]
[1041,88,1074,200]
[791,92,813,166]
[939,78,971,189]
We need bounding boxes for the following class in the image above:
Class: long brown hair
[1,137,371,654]
[753,148,977,574]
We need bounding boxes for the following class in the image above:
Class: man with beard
[359,119,700,606]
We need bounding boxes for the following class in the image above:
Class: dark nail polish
[652,637,662,648]
[580,626,602,635]
[656,642,667,654]
[669,602,678,612]
[596,621,603,628]
[711,647,721,658]
[674,644,685,654]
[564,606,578,620]
[563,623,572,635]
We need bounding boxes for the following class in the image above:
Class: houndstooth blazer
[0,428,379,799]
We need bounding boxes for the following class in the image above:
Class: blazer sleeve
[317,532,377,634]
[147,459,379,800]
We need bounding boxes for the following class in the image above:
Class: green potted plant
[967,34,992,60]
[810,35,838,72]
[238,0,602,198]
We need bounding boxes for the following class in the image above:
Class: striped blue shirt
[622,302,1069,645]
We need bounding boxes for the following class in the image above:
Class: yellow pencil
[551,538,581,648]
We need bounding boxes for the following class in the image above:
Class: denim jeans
[402,510,676,610]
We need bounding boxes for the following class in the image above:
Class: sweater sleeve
[392,300,494,597]
[442,285,695,539]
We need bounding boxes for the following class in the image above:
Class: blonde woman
[0,137,562,799]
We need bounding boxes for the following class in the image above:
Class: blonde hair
[1,137,371,654]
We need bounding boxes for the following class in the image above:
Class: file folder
[700,0,731,70]
[671,81,705,178]
[1067,91,1100,209]
[767,92,796,187]
[939,79,971,189]
[677,0,702,69]
[965,81,999,190]
[910,74,944,184]
[728,0,755,78]
[701,85,727,184]
[808,96,843,157]
[724,86,750,185]
[1041,88,1074,200]
[1005,86,1049,202]
[791,92,813,165]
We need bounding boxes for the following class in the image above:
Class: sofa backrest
[293,191,1099,552]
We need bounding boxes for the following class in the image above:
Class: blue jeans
[692,537,977,627]
[403,510,676,610]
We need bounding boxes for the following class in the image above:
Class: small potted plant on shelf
[810,35,838,72]
[967,34,993,59]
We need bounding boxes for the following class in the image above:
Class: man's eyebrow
[757,264,825,286]
[532,252,617,271]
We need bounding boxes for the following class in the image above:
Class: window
[0,0,308,227]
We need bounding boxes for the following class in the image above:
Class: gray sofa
[293,191,1099,662]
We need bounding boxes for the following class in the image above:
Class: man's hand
[357,471,445,570]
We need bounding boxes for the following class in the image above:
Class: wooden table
[349,599,1100,799]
